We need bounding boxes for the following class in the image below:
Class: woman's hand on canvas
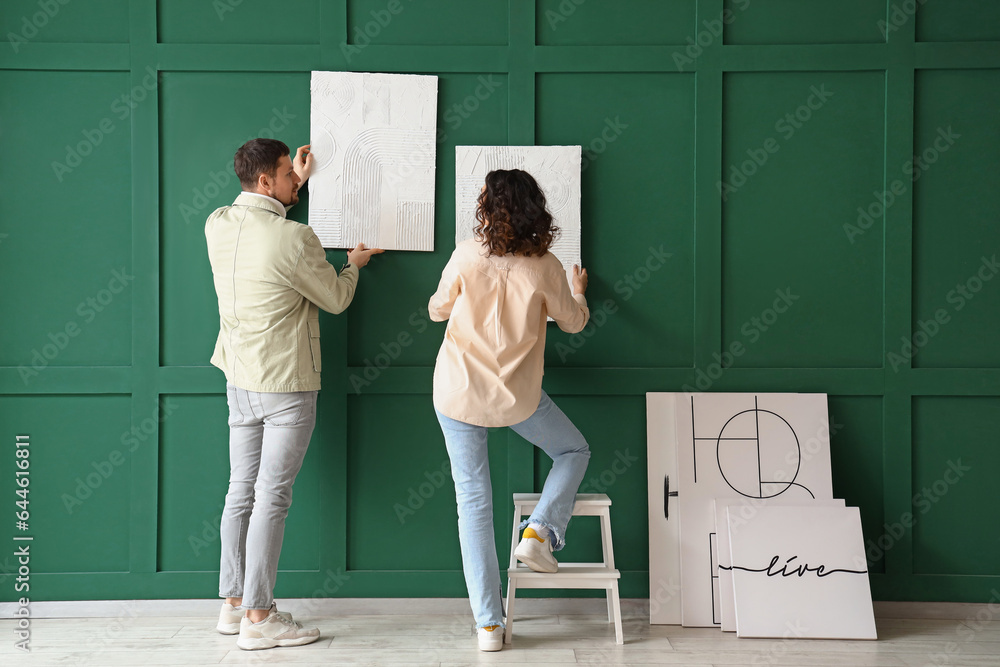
[572,264,588,296]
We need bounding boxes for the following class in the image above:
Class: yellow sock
[522,527,545,543]
[484,625,499,631]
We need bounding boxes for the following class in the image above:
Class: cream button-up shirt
[429,239,590,427]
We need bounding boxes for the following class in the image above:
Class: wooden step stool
[504,492,623,645]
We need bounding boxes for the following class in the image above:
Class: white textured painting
[309,71,438,251]
[727,506,876,639]
[676,393,833,627]
[714,497,845,632]
[455,146,581,275]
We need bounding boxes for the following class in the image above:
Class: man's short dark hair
[234,138,290,191]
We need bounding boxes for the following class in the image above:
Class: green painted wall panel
[916,0,1000,42]
[828,395,885,574]
[911,69,1000,369]
[912,397,1000,576]
[0,0,129,44]
[157,394,322,573]
[347,0,508,46]
[723,0,887,45]
[536,0,694,46]
[0,70,133,370]
[158,0,321,44]
[536,72,696,368]
[0,395,132,578]
[346,395,465,571]
[159,71,311,367]
[722,71,885,368]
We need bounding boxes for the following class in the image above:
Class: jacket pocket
[307,318,322,373]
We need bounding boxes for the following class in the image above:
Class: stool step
[508,564,621,579]
[513,492,612,507]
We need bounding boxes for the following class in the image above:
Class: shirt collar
[237,191,292,218]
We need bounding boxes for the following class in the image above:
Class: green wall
[1,0,998,604]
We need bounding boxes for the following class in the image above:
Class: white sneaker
[236,609,320,650]
[478,625,503,651]
[217,603,242,635]
[514,528,558,573]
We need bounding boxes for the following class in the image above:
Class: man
[205,138,382,650]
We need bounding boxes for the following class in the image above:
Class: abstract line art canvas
[675,393,833,627]
[454,145,582,276]
[309,71,438,251]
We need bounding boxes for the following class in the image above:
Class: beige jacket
[429,239,590,427]
[206,193,359,392]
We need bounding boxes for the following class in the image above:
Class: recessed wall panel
[911,70,1000,369]
[721,72,885,368]
[536,72,696,368]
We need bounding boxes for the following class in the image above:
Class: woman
[428,169,592,651]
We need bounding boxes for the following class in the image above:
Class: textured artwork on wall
[455,145,582,276]
[309,71,438,251]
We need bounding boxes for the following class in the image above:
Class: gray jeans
[219,382,317,610]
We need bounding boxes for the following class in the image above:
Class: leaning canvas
[675,392,834,627]
[455,145,581,277]
[714,497,845,632]
[646,392,683,624]
[309,71,438,251]
[727,505,877,640]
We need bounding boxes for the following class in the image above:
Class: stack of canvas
[646,392,877,640]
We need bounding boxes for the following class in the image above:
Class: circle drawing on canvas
[536,168,571,214]
[715,408,802,499]
[312,126,338,172]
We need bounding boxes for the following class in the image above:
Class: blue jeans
[435,390,591,629]
[219,383,318,610]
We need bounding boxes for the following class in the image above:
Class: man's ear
[257,171,271,195]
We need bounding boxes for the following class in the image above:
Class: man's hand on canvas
[293,144,314,184]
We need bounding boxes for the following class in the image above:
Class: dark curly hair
[474,169,559,258]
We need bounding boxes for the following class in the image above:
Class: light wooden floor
[2,609,1000,666]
